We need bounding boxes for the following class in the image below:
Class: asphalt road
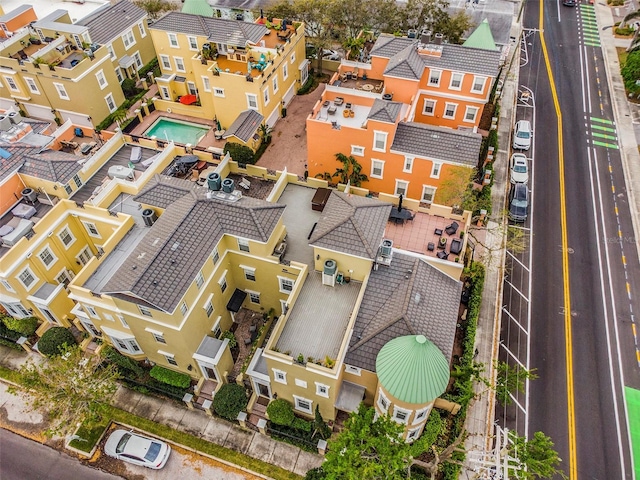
[508,1,640,478]
[0,429,119,480]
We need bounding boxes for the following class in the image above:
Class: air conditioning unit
[322,259,337,286]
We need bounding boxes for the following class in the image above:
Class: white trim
[17,267,38,291]
[407,425,422,442]
[427,69,441,86]
[167,32,179,48]
[403,156,414,173]
[430,162,442,179]
[394,179,409,197]
[315,382,329,398]
[471,75,487,93]
[422,98,436,116]
[370,158,384,179]
[37,245,57,269]
[82,221,101,238]
[272,368,287,384]
[392,405,411,424]
[421,185,436,204]
[372,130,387,152]
[413,406,429,425]
[443,102,457,119]
[58,226,75,248]
[293,395,313,414]
[351,145,365,157]
[345,365,361,376]
[448,72,464,91]
[377,388,390,412]
[295,378,308,388]
[463,105,479,124]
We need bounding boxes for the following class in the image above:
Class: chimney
[434,33,443,45]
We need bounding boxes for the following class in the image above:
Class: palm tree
[333,153,368,187]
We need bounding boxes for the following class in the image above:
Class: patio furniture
[436,251,449,260]
[389,207,413,224]
[334,97,344,106]
[108,165,135,180]
[340,73,348,82]
[343,109,351,118]
[312,187,331,212]
[1,218,34,247]
[345,102,352,109]
[239,177,251,190]
[12,204,37,219]
[130,146,142,163]
[434,228,443,235]
[438,237,447,249]
[328,105,337,115]
[427,242,435,251]
[362,84,374,92]
[450,238,463,255]
[445,221,459,235]
[80,142,97,155]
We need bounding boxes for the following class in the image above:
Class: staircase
[194,379,217,410]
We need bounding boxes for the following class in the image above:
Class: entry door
[254,380,271,398]
[199,362,219,382]
[187,81,197,96]
[38,305,58,324]
[159,85,170,100]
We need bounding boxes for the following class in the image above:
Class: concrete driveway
[256,84,325,177]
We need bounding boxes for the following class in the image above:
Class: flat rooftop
[0,0,108,23]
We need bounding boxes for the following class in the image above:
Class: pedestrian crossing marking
[592,140,619,149]
[591,124,616,132]
[584,41,601,47]
[591,131,617,140]
[590,117,613,125]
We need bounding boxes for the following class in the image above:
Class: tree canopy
[509,431,565,479]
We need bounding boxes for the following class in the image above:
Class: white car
[104,429,171,469]
[512,120,532,151]
[321,49,341,61]
[510,153,529,184]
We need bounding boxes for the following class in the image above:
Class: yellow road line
[622,255,626,266]
[539,2,578,478]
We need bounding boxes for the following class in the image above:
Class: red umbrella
[179,94,197,105]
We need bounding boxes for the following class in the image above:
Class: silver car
[104,429,171,469]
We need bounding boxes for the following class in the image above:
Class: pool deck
[128,110,225,150]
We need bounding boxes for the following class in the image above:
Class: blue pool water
[144,118,210,145]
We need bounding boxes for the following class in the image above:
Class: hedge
[103,345,144,377]
[212,383,248,421]
[1,315,39,337]
[38,327,77,357]
[223,142,255,165]
[267,399,295,426]
[149,365,190,388]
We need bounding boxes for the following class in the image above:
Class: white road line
[507,250,530,272]
[502,307,530,336]
[500,341,527,368]
[582,43,593,114]
[509,224,531,231]
[588,145,628,478]
[508,392,527,414]
[504,279,529,302]
[579,45,587,112]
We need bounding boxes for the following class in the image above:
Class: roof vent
[142,208,157,227]
[171,242,180,251]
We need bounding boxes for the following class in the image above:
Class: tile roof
[0,145,36,182]
[383,44,424,80]
[102,177,284,312]
[345,252,462,372]
[367,99,402,124]
[18,150,83,183]
[423,43,501,77]
[309,191,391,260]
[223,109,263,143]
[150,11,267,46]
[391,123,482,167]
[369,35,416,59]
[76,1,147,45]
[133,175,193,209]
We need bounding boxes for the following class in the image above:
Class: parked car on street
[510,153,529,184]
[563,0,577,6]
[104,429,171,469]
[512,120,532,151]
[508,183,529,222]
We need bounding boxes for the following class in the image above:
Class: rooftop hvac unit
[322,259,337,286]
[207,172,221,191]
[142,208,158,227]
[22,188,38,203]
[83,49,94,59]
[0,115,11,131]
[221,178,235,193]
[420,30,432,44]
[8,111,22,124]
[380,239,393,257]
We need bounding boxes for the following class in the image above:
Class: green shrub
[622,50,640,95]
[297,75,314,95]
[212,383,248,421]
[138,58,159,78]
[292,417,312,432]
[103,345,144,377]
[2,315,38,336]
[305,467,327,480]
[223,142,255,165]
[37,327,76,357]
[149,365,191,388]
[121,78,141,97]
[266,399,295,426]
[220,330,237,349]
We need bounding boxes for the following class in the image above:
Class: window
[273,369,287,384]
[122,29,135,49]
[38,247,56,268]
[195,271,204,289]
[188,36,198,50]
[423,98,436,116]
[180,302,188,316]
[395,180,409,197]
[464,106,479,123]
[290,52,296,63]
[315,383,329,398]
[393,406,411,424]
[211,248,220,265]
[73,174,83,188]
[263,87,270,106]
[272,75,279,93]
[168,33,178,48]
[238,238,250,252]
[293,396,313,414]
[138,22,146,38]
[56,269,73,287]
[160,55,171,70]
[83,222,100,237]
[403,156,414,173]
[149,330,166,344]
[84,305,98,318]
[25,77,40,94]
[139,305,153,317]
[373,131,387,152]
[133,52,142,69]
[77,247,93,266]
[345,365,361,376]
[377,389,390,412]
[163,352,178,366]
[371,159,384,179]
[64,184,73,195]
[117,314,129,328]
[443,102,457,119]
[428,69,441,86]
[4,76,18,92]
[54,83,69,100]
[214,87,225,97]
[351,145,364,157]
[407,426,422,442]
[248,291,260,304]
[105,93,117,113]
[421,185,436,204]
[204,295,214,317]
[413,407,429,425]
[242,266,256,281]
[247,93,258,110]
[278,276,294,294]
[174,57,185,72]
[211,316,222,337]
[430,162,442,178]
[115,67,123,83]
[2,302,29,318]
[106,43,116,60]
[81,320,102,337]
[17,268,37,289]
[471,75,486,93]
[58,227,76,247]
[1,279,15,292]
[111,336,142,355]
[95,70,107,89]
[283,62,288,79]
[219,272,227,293]
[202,76,211,92]
[449,72,463,90]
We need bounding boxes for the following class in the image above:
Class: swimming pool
[144,118,210,145]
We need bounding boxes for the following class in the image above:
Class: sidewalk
[0,346,322,479]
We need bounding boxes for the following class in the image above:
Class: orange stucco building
[307,21,503,204]
[0,5,37,38]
